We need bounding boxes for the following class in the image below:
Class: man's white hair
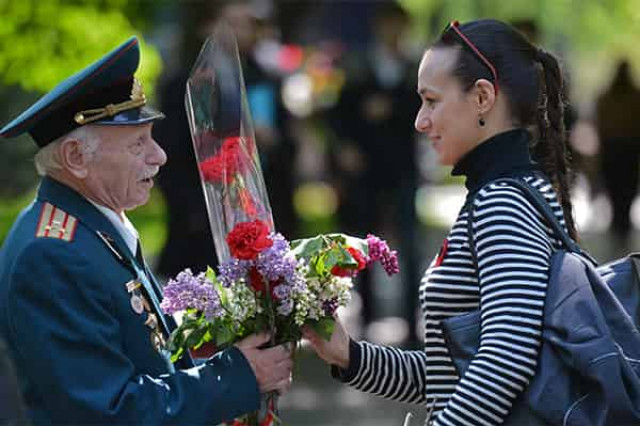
[34,126,101,176]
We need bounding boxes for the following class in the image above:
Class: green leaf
[308,318,335,341]
[215,324,235,347]
[254,313,270,334]
[314,253,327,276]
[168,317,199,349]
[290,235,327,260]
[170,346,185,363]
[331,234,369,257]
[335,244,357,267]
[184,325,208,349]
[205,266,217,283]
[324,248,341,271]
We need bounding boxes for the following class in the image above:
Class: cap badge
[74,78,147,125]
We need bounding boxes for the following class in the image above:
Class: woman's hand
[302,315,351,369]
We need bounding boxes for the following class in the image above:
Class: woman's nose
[414,108,431,133]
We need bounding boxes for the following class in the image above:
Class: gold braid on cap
[74,78,147,125]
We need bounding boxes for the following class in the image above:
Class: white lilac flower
[277,299,294,316]
[226,281,258,322]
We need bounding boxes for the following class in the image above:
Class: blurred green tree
[0,0,162,94]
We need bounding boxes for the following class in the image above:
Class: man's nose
[149,139,167,166]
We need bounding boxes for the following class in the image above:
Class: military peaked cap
[0,36,164,147]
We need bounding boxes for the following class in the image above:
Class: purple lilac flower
[272,283,292,301]
[256,233,298,281]
[322,298,339,316]
[218,258,250,287]
[366,234,400,276]
[288,269,307,293]
[161,269,223,320]
[274,284,294,316]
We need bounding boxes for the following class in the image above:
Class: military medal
[130,294,144,314]
[126,280,141,293]
[144,313,158,330]
[125,280,145,314]
[151,331,166,352]
[124,279,167,353]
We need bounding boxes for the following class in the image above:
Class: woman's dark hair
[434,19,578,240]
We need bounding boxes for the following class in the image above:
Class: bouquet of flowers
[161,223,398,425]
[162,225,398,358]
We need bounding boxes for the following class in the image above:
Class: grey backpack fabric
[442,177,640,426]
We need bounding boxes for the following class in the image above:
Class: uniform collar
[87,200,139,256]
[452,128,537,194]
[37,176,135,259]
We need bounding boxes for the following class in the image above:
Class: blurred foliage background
[401,0,640,105]
[0,0,163,197]
[1,0,639,256]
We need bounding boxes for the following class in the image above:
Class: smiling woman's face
[414,47,484,166]
[83,123,167,213]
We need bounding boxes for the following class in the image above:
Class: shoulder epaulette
[35,202,78,242]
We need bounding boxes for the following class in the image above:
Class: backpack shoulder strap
[495,178,580,252]
[466,177,584,267]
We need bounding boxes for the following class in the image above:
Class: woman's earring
[478,115,486,127]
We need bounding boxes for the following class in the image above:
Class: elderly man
[0,37,291,424]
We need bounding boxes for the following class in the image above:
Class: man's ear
[59,139,89,179]
[473,78,497,114]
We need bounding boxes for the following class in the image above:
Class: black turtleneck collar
[452,128,538,194]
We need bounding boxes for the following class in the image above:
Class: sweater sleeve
[434,182,553,426]
[333,339,429,405]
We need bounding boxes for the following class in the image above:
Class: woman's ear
[474,78,497,114]
[59,139,89,179]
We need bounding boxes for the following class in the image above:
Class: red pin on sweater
[435,239,449,267]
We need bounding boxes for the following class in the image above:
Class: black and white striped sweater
[336,129,570,425]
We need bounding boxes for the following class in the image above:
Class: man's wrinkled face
[84,124,166,213]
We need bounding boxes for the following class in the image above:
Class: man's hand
[235,333,292,394]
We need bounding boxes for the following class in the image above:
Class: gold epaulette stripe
[36,203,55,237]
[35,203,78,242]
[61,215,77,242]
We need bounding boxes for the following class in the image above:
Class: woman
[303,19,576,425]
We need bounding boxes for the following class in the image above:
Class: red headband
[445,21,500,95]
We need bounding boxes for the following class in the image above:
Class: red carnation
[199,137,249,184]
[226,219,273,260]
[331,247,367,277]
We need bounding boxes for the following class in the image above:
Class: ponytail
[533,49,578,240]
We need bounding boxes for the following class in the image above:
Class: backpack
[441,177,640,426]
